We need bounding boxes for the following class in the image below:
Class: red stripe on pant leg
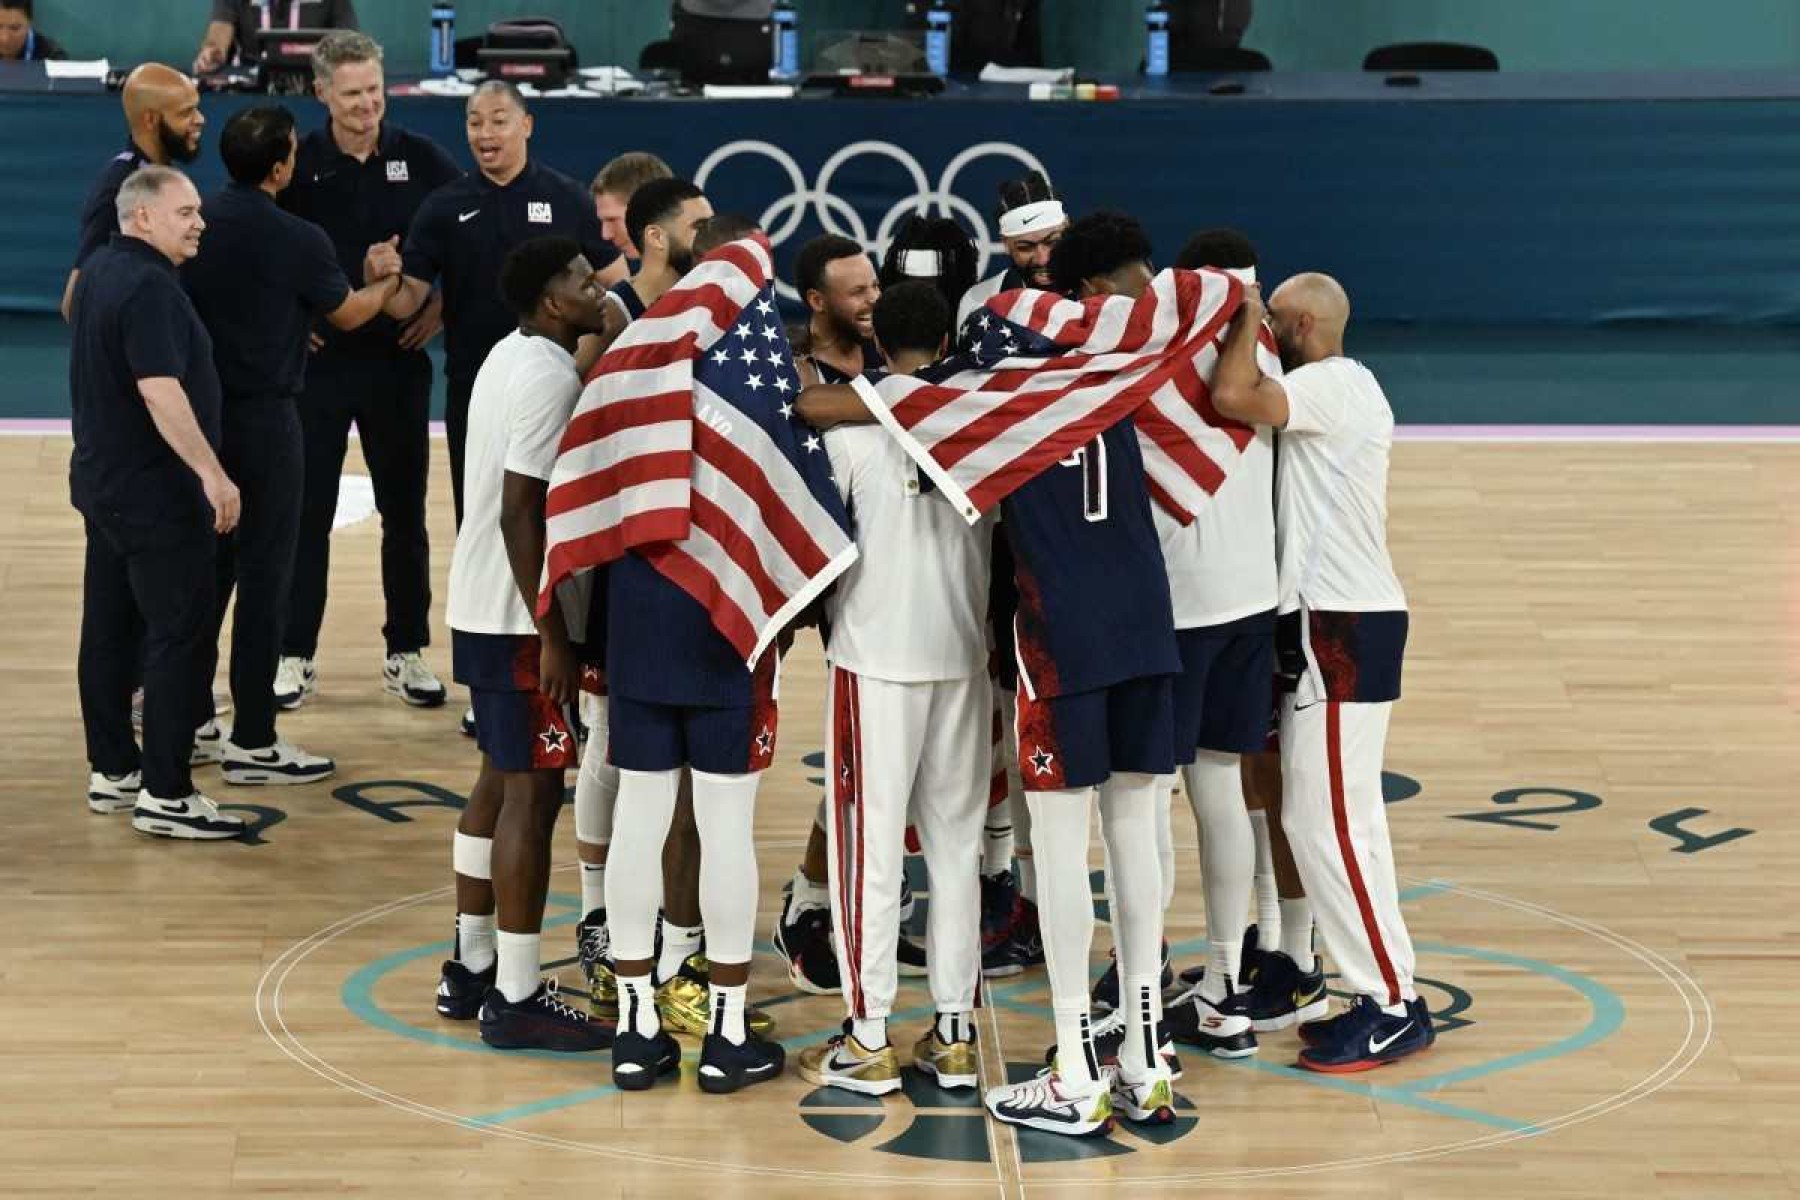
[1327,701,1400,1005]
[832,668,865,1019]
[848,672,868,1020]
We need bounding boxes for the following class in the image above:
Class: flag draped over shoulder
[854,267,1257,525]
[539,235,856,668]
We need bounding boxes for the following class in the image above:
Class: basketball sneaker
[1004,895,1045,968]
[480,979,613,1052]
[576,909,616,1021]
[773,881,840,995]
[698,1030,786,1094]
[191,719,226,766]
[273,656,315,711]
[897,933,928,977]
[383,652,447,708]
[1247,950,1330,1032]
[221,738,335,786]
[1109,1062,1177,1125]
[459,707,477,738]
[980,869,1017,944]
[655,954,774,1038]
[1164,977,1258,1059]
[1412,995,1438,1048]
[1044,1006,1183,1081]
[87,769,141,814]
[798,1026,903,1096]
[611,1028,683,1091]
[982,930,1025,978]
[1296,994,1431,1074]
[131,790,245,840]
[984,1068,1113,1137]
[435,958,496,1020]
[1300,994,1436,1048]
[913,1028,979,1090]
[1092,940,1172,1014]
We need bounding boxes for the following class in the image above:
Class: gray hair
[115,165,189,228]
[312,29,384,87]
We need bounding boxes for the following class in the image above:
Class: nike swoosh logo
[164,800,191,815]
[1369,1027,1410,1054]
[1004,1101,1082,1123]
[458,209,480,222]
[251,750,282,764]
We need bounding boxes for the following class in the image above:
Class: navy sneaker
[1296,994,1431,1074]
[479,980,614,1051]
[980,869,1018,943]
[1411,995,1438,1048]
[1248,950,1330,1033]
[435,959,495,1021]
[896,932,928,977]
[612,1028,683,1091]
[698,1031,786,1094]
[1006,895,1045,968]
[1164,976,1258,1059]
[773,885,840,995]
[1092,940,1172,1014]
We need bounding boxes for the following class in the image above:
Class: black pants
[445,371,475,529]
[210,400,303,750]
[284,349,433,658]
[78,512,215,799]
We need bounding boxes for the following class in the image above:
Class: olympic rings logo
[694,139,1049,301]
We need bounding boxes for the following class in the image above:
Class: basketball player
[590,150,672,260]
[954,171,1066,330]
[796,281,991,1096]
[1209,273,1435,1072]
[436,237,612,1052]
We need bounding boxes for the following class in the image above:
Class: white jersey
[1156,424,1277,629]
[446,330,582,635]
[956,268,1011,331]
[823,401,994,683]
[1275,357,1407,614]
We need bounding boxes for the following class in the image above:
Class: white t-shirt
[956,269,1009,331]
[1155,425,1277,629]
[446,330,583,635]
[1274,357,1407,614]
[823,405,994,683]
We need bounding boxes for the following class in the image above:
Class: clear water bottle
[1145,2,1170,77]
[772,1,800,80]
[925,2,952,76]
[429,3,456,76]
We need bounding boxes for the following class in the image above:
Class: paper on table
[701,84,796,99]
[45,59,110,80]
[978,64,1073,84]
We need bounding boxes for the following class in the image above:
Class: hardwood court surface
[1,434,1794,1198]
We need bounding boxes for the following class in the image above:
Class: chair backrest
[1363,42,1498,72]
[1170,44,1271,72]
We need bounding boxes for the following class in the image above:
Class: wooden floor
[3,433,1796,1198]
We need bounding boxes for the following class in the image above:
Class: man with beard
[63,63,206,322]
[602,177,712,327]
[954,170,1066,331]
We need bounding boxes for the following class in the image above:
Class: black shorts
[1171,609,1277,760]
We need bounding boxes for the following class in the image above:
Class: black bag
[904,0,1043,72]
[669,2,773,85]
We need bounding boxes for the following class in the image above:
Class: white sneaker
[191,720,226,766]
[983,1067,1113,1137]
[460,706,477,737]
[132,791,245,840]
[221,738,335,786]
[87,770,141,814]
[1108,1062,1177,1125]
[383,652,447,708]
[274,657,315,710]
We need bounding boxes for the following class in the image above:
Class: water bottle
[925,2,952,77]
[772,1,800,80]
[429,3,456,76]
[1145,2,1170,78]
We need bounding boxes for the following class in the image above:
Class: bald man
[1210,273,1433,1074]
[63,64,206,322]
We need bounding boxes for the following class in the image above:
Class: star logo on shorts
[755,727,774,756]
[539,727,570,755]
[1028,746,1055,776]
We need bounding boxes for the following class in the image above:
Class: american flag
[858,267,1258,525]
[539,237,856,668]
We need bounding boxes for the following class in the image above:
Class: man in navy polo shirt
[71,166,243,841]
[62,62,206,323]
[375,80,625,529]
[182,104,404,788]
[275,30,461,714]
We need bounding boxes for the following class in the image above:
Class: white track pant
[1279,697,1416,1004]
[826,666,989,1019]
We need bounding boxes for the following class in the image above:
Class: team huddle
[436,135,1430,1136]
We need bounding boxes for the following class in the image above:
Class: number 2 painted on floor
[1449,787,1603,831]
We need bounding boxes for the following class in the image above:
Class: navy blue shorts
[452,631,578,773]
[1172,609,1277,760]
[608,658,779,775]
[1014,674,1174,790]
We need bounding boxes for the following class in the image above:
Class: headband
[998,199,1066,239]
[896,249,943,278]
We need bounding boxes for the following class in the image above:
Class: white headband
[897,249,943,278]
[1225,265,1257,284]
[999,199,1066,239]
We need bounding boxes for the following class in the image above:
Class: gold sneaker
[913,1029,979,1090]
[798,1032,903,1096]
[577,912,617,1022]
[654,954,775,1038]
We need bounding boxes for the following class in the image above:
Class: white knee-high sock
[604,768,681,962]
[1099,772,1163,1077]
[1249,807,1281,946]
[691,769,762,966]
[574,698,617,918]
[1025,787,1099,1086]
[453,830,495,971]
[1183,750,1254,996]
[1154,774,1176,912]
[495,930,541,1003]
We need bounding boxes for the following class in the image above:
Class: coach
[276,31,459,712]
[71,165,243,841]
[182,104,402,787]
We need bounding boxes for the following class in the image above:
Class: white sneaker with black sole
[274,657,315,710]
[221,738,335,786]
[191,719,226,766]
[383,652,447,708]
[132,791,245,840]
[87,770,141,814]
